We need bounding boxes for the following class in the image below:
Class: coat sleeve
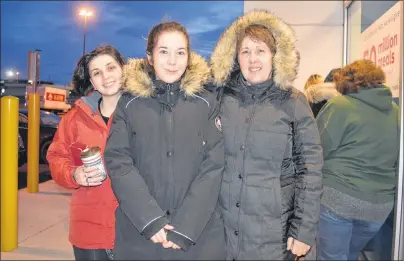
[289,93,323,246]
[166,95,225,251]
[46,111,80,189]
[104,97,169,239]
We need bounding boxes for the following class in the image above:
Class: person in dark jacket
[304,81,340,117]
[316,59,399,260]
[324,68,341,83]
[47,45,124,260]
[303,74,324,91]
[104,21,225,260]
[210,10,323,260]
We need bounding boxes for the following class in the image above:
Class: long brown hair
[334,59,385,94]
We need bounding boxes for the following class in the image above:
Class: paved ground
[18,164,52,189]
[0,180,74,260]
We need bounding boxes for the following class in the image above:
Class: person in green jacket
[316,59,399,260]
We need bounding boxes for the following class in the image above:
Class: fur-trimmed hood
[304,82,341,104]
[123,52,210,97]
[210,9,299,90]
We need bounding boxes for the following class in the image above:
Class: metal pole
[83,15,87,56]
[1,96,19,252]
[27,51,40,193]
[393,1,404,260]
[27,93,40,193]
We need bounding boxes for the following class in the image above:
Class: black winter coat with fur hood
[210,10,323,260]
[304,82,341,117]
[104,53,225,260]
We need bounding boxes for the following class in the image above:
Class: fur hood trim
[304,82,341,103]
[210,9,300,90]
[123,52,210,97]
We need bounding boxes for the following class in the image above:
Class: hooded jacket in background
[316,84,399,205]
[104,53,225,260]
[304,82,341,117]
[210,9,323,260]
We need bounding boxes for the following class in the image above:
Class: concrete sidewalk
[1,180,74,260]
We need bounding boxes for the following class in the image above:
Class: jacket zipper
[235,100,258,258]
[166,84,175,207]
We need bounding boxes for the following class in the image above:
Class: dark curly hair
[72,45,126,96]
[333,59,385,94]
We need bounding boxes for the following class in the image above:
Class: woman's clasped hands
[151,224,181,250]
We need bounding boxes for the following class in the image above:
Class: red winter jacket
[47,91,118,249]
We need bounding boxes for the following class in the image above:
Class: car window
[19,114,28,124]
[40,112,61,126]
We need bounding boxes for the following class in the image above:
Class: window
[345,1,403,260]
[346,0,402,99]
[19,114,28,124]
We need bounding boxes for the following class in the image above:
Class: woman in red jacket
[47,45,124,260]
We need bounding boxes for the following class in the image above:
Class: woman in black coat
[104,21,225,260]
[210,10,323,260]
[304,69,341,117]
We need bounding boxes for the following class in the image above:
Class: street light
[16,72,20,82]
[79,9,93,56]
[6,70,14,78]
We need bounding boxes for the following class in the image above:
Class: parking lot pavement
[18,164,52,190]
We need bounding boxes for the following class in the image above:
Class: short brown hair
[334,59,385,94]
[146,21,190,58]
[304,74,324,90]
[236,24,277,54]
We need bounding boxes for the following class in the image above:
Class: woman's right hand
[73,165,104,187]
[150,228,167,244]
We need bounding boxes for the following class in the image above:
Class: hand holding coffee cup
[74,165,105,187]
[73,146,107,187]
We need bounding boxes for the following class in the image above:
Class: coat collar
[304,82,340,104]
[122,52,211,98]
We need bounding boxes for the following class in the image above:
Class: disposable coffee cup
[80,146,107,181]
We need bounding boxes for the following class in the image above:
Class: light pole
[79,9,93,56]
[6,70,14,79]
[16,72,19,82]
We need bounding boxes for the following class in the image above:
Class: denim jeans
[317,205,384,260]
[73,245,113,260]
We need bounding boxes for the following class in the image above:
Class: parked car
[18,132,27,167]
[18,109,60,164]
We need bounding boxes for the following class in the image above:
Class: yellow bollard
[1,96,19,252]
[27,93,40,193]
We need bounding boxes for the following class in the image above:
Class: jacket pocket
[242,178,282,217]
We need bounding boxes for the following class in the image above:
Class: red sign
[45,92,66,102]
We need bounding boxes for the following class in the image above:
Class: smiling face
[89,54,123,97]
[238,36,274,85]
[147,31,189,83]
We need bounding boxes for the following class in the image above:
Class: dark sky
[1,1,243,85]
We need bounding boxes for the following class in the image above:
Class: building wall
[244,1,344,91]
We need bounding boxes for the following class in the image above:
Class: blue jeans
[317,205,384,260]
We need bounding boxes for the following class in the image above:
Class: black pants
[73,245,113,260]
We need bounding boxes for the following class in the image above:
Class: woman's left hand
[287,237,311,257]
